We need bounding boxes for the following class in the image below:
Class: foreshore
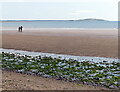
[2,29,118,58]
[1,28,118,90]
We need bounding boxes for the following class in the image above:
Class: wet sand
[2,29,118,58]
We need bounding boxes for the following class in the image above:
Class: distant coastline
[1,18,117,29]
[0,18,117,22]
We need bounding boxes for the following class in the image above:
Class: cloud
[69,10,96,15]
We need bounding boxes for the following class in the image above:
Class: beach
[2,29,118,58]
[2,70,108,90]
[1,0,119,90]
[1,28,118,90]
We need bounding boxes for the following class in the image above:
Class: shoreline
[1,27,118,31]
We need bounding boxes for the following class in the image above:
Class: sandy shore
[2,29,118,58]
[2,70,107,90]
[1,29,118,90]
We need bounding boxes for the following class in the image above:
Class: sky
[0,0,119,21]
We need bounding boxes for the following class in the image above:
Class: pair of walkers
[18,26,23,32]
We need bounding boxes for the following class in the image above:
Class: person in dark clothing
[20,26,23,32]
[18,26,23,32]
[18,27,21,32]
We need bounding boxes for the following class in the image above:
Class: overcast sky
[0,0,119,21]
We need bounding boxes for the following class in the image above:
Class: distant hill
[77,18,109,22]
[0,18,114,22]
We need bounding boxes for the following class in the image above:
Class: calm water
[1,20,118,29]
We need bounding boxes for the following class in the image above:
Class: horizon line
[0,18,117,21]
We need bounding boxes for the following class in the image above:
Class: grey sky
[0,0,119,21]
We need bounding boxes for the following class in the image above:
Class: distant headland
[0,18,112,22]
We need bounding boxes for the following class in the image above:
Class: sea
[0,20,118,30]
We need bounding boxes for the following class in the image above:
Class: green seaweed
[1,52,120,89]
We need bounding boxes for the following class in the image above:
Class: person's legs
[18,27,20,32]
[21,28,22,32]
[20,27,22,32]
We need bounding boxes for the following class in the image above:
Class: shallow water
[1,20,117,29]
[0,48,118,63]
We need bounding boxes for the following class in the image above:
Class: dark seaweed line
[1,52,120,89]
